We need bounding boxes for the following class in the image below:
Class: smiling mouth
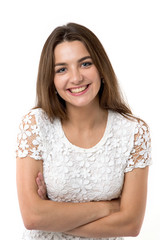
[69,85,89,93]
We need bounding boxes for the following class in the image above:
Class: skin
[37,167,149,237]
[17,40,149,237]
[36,172,48,200]
[54,41,108,149]
[54,41,101,110]
[64,167,149,238]
[16,40,119,232]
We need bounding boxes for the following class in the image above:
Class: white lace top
[16,108,152,240]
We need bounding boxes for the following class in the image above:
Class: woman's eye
[56,67,66,73]
[82,62,92,67]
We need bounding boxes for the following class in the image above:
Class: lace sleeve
[124,120,152,173]
[16,111,43,160]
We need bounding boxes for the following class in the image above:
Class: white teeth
[70,86,87,93]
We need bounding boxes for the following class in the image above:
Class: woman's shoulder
[109,110,136,127]
[26,107,46,118]
[21,108,51,124]
[19,108,57,138]
[109,110,150,140]
[24,108,61,135]
[110,110,148,127]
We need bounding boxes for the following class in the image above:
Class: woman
[16,22,151,240]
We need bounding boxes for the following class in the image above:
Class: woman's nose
[70,68,83,85]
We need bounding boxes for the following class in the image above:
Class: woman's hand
[36,172,48,200]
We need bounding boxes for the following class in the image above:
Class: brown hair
[35,22,132,120]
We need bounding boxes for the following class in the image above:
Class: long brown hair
[35,22,132,120]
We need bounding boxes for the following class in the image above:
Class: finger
[36,176,42,187]
[40,186,46,195]
[38,187,48,200]
[37,183,46,194]
[36,178,47,194]
[38,172,46,187]
[37,172,47,196]
[38,172,44,181]
[38,188,45,200]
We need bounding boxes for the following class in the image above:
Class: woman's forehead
[54,41,90,63]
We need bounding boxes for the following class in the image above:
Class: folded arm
[64,167,149,238]
[16,156,119,232]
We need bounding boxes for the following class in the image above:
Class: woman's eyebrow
[78,56,92,63]
[54,56,92,67]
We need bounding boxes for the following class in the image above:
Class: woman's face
[54,40,101,109]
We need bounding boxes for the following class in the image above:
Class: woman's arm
[16,156,119,232]
[64,167,149,238]
[36,172,120,214]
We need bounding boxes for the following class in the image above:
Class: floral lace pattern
[16,110,43,160]
[125,119,151,172]
[16,108,152,240]
[22,229,123,240]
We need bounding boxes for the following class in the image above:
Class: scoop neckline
[57,110,113,152]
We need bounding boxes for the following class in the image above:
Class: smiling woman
[16,22,152,240]
[53,41,101,108]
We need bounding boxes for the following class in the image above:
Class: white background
[0,0,160,239]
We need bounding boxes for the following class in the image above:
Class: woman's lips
[67,84,90,96]
[69,85,88,93]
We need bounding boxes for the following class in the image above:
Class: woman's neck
[63,101,107,131]
[61,100,108,149]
